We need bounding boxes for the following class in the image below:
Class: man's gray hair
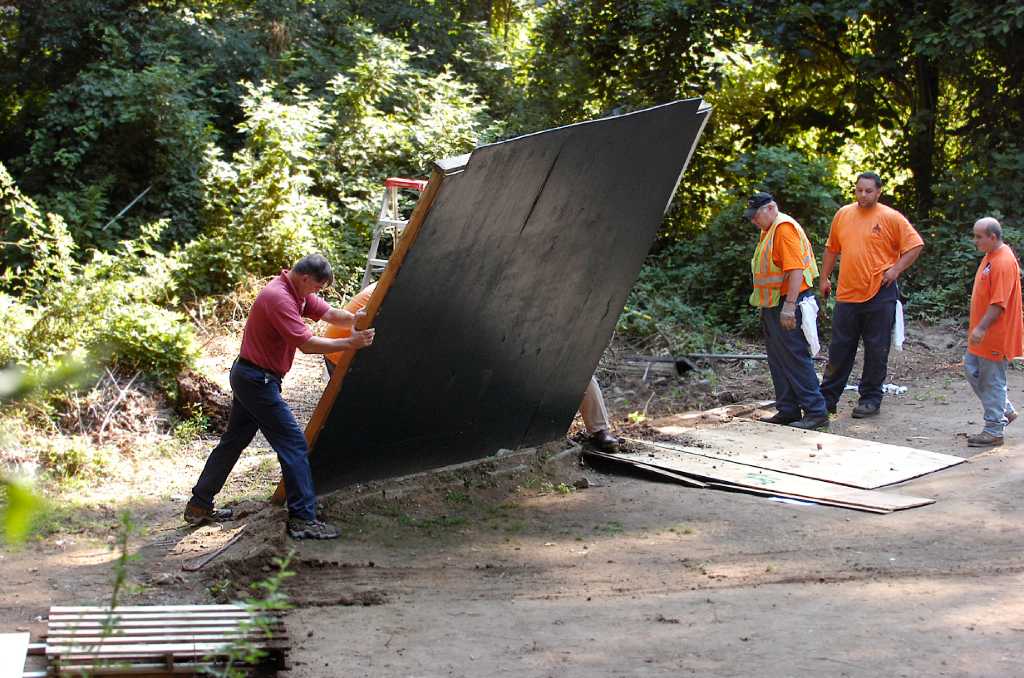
[292,253,334,284]
[975,217,1003,240]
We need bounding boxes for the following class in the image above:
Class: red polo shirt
[239,271,330,376]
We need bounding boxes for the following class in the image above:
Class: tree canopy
[2,0,1022,373]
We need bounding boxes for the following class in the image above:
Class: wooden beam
[272,166,447,505]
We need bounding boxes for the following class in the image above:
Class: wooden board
[46,604,287,672]
[590,448,891,513]
[0,632,29,677]
[584,449,707,487]
[613,441,935,511]
[304,99,712,494]
[652,418,964,489]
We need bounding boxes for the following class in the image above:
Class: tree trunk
[908,55,939,218]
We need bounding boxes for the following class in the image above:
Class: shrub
[176,82,327,296]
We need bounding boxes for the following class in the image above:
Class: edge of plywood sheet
[587,448,891,513]
[651,418,964,490]
[650,400,775,429]
[0,632,29,678]
[583,449,706,488]
[271,167,446,504]
[617,440,934,511]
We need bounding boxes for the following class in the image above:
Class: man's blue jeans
[762,291,827,418]
[191,361,317,521]
[820,283,898,410]
[964,352,1017,437]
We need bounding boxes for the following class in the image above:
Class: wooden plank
[649,400,775,428]
[0,632,29,678]
[583,449,707,487]
[51,604,247,613]
[271,165,447,505]
[651,418,964,489]
[49,612,254,623]
[47,632,286,644]
[588,447,891,513]
[702,481,892,514]
[48,626,284,639]
[47,620,265,631]
[47,640,274,655]
[613,441,934,511]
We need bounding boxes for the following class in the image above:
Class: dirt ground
[4,320,1024,677]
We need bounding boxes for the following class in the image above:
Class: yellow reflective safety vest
[749,212,818,308]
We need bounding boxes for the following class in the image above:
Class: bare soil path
[4,321,1024,676]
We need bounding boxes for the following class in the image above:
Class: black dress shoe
[761,411,802,425]
[851,402,880,418]
[589,429,621,452]
[790,414,829,430]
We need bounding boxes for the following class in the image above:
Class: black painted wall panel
[309,99,710,493]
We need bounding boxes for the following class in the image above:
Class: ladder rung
[378,219,407,229]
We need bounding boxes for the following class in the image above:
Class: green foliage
[37,435,114,482]
[1,163,196,391]
[1,476,42,545]
[177,82,327,296]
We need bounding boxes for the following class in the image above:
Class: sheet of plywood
[0,632,29,677]
[651,418,963,489]
[614,441,934,511]
[305,99,711,494]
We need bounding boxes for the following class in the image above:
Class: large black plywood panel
[309,99,711,493]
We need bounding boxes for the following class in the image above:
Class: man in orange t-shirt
[964,217,1023,447]
[818,172,924,418]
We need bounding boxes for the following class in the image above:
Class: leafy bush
[176,82,327,296]
[1,163,196,390]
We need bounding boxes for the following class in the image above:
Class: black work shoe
[789,414,829,430]
[761,411,801,425]
[588,429,621,452]
[851,402,880,418]
[287,518,341,540]
[826,402,837,415]
[183,501,234,526]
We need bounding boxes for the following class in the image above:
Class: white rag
[798,296,820,357]
[892,299,905,351]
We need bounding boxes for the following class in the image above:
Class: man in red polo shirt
[184,254,375,539]
[965,217,1023,447]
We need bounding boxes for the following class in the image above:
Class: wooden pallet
[45,604,288,676]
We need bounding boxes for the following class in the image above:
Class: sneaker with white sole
[286,518,341,540]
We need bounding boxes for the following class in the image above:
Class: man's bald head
[973,217,1003,254]
[975,217,1002,240]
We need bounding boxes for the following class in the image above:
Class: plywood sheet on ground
[653,418,963,489]
[611,442,935,511]
[307,99,710,493]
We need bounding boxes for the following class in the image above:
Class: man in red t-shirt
[185,254,376,539]
[964,217,1023,447]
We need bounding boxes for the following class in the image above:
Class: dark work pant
[762,291,827,418]
[191,361,317,521]
[820,283,898,409]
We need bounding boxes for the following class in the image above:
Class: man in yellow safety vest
[747,191,828,430]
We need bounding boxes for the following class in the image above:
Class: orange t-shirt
[763,220,812,294]
[969,244,1024,361]
[825,203,924,303]
[324,283,376,365]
